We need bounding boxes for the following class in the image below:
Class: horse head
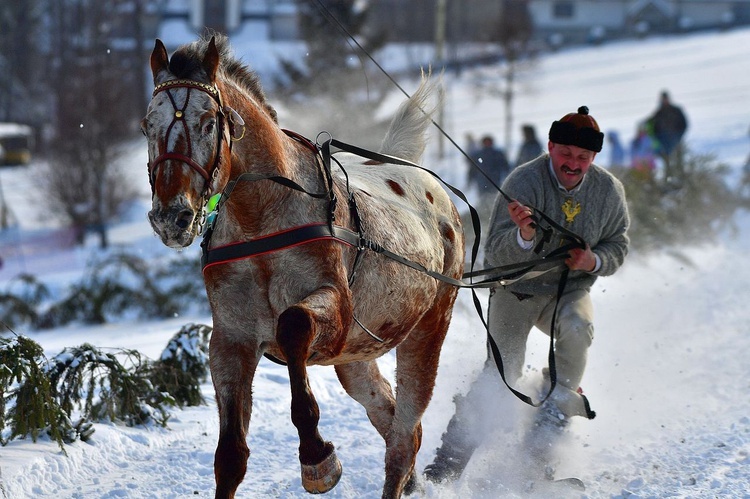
[142,37,235,248]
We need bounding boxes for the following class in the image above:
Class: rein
[201,130,581,289]
[304,0,597,414]
[199,128,588,414]
[316,137,588,412]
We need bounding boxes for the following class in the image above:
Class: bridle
[147,78,243,198]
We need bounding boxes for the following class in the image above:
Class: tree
[497,0,534,151]
[499,0,534,151]
[274,0,390,150]
[469,0,536,152]
[41,0,145,248]
[0,0,48,126]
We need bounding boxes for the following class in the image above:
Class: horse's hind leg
[277,286,350,494]
[383,296,455,498]
[335,360,396,439]
[336,361,424,495]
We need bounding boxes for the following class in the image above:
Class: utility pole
[435,0,447,158]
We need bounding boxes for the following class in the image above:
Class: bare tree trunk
[503,62,515,153]
[435,0,447,158]
[0,177,9,229]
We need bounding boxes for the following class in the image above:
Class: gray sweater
[485,154,630,296]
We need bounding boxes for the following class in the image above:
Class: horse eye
[204,120,216,135]
[140,120,148,137]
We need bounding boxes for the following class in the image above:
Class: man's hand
[566,245,597,272]
[508,200,535,241]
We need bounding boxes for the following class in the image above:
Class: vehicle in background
[0,123,34,166]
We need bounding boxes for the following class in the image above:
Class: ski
[551,476,586,491]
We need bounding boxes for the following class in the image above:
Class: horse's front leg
[210,330,261,499]
[277,284,351,494]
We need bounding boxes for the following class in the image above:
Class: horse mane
[169,33,278,123]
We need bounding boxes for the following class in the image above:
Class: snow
[0,123,33,137]
[2,27,750,498]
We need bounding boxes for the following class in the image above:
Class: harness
[200,131,472,291]
[152,78,591,415]
[148,80,583,293]
[201,130,584,284]
[198,130,593,412]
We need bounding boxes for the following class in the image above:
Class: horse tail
[378,72,441,163]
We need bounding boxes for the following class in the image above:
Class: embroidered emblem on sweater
[562,198,581,224]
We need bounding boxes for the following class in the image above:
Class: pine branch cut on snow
[0,323,214,451]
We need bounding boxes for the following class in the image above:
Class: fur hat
[548,106,604,152]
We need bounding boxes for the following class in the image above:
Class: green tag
[206,193,221,212]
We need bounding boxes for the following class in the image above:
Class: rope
[307,1,589,411]
[308,0,511,204]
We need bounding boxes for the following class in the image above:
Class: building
[153,1,750,47]
[529,0,750,45]
[158,0,298,40]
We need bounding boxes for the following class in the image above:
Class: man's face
[548,141,596,190]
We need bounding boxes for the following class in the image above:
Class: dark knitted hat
[548,106,604,152]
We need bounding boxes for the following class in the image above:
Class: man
[468,135,512,191]
[515,124,544,168]
[425,106,630,483]
[649,91,688,181]
[467,135,511,221]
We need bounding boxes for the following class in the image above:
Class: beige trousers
[433,287,597,458]
[487,286,595,417]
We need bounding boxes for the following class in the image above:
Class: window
[553,1,575,19]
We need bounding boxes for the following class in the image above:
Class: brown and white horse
[143,34,464,498]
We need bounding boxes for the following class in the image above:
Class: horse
[143,34,464,499]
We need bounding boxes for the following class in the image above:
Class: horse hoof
[300,450,342,494]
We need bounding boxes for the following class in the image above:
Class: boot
[423,438,474,483]
[541,368,596,420]
[423,395,477,483]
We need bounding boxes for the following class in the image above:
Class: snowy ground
[2,27,750,499]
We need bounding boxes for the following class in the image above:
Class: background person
[466,134,511,222]
[630,121,657,179]
[606,130,625,167]
[515,124,544,167]
[647,90,688,182]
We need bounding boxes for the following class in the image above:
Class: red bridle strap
[148,79,226,193]
[150,152,211,182]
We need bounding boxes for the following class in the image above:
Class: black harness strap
[484,268,569,410]
[325,137,591,412]
[327,137,486,277]
[201,130,590,412]
[203,223,354,270]
[202,216,474,289]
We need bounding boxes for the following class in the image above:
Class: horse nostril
[176,210,194,229]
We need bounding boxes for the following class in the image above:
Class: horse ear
[150,39,169,82]
[203,36,220,83]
